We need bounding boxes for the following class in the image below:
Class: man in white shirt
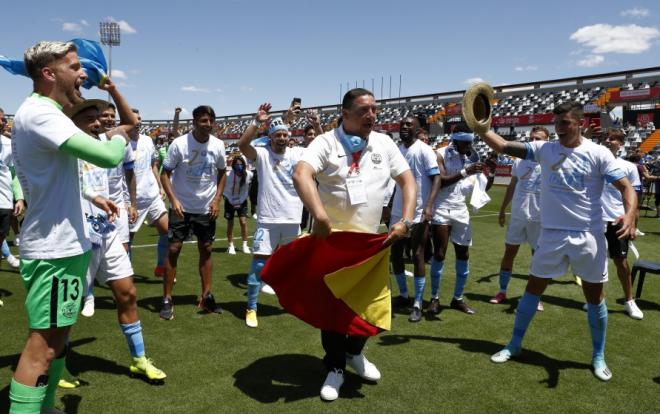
[390,116,441,322]
[160,105,227,320]
[490,126,548,309]
[600,128,643,320]
[481,102,637,382]
[429,123,486,316]
[0,110,25,270]
[127,110,169,279]
[293,88,416,402]
[9,41,131,413]
[238,104,305,328]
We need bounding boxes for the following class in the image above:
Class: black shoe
[426,298,441,315]
[392,295,412,309]
[199,293,223,314]
[159,297,174,320]
[408,306,422,322]
[450,298,475,315]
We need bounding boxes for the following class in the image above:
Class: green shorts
[20,251,91,329]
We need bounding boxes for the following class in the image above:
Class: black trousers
[321,330,368,370]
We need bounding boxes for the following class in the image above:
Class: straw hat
[462,82,494,134]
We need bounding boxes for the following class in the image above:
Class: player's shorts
[505,216,541,249]
[20,251,92,329]
[115,205,130,244]
[0,208,12,239]
[129,197,167,233]
[168,211,215,243]
[224,198,249,220]
[252,222,300,255]
[605,221,629,259]
[530,228,608,283]
[431,207,472,246]
[86,232,133,288]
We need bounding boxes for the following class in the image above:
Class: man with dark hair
[481,102,637,381]
[293,88,415,401]
[9,40,132,412]
[160,105,227,320]
[490,127,548,307]
[599,128,643,319]
[127,109,169,279]
[390,116,441,322]
[238,103,305,328]
[428,122,485,316]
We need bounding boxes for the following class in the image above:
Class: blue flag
[0,39,108,89]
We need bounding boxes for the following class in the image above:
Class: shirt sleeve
[600,148,625,184]
[384,137,410,179]
[510,159,521,178]
[523,141,542,162]
[216,142,227,170]
[162,142,180,172]
[424,146,440,176]
[630,165,641,190]
[300,134,330,173]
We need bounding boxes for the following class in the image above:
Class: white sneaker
[6,254,19,269]
[81,295,95,317]
[14,236,19,247]
[252,213,257,220]
[593,360,612,381]
[346,353,381,381]
[490,347,521,363]
[320,369,344,401]
[242,242,251,254]
[624,300,644,320]
[635,229,645,236]
[227,244,236,255]
[404,270,413,278]
[260,283,275,295]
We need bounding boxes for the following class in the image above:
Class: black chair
[631,260,660,299]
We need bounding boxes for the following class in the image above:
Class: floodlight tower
[99,21,120,100]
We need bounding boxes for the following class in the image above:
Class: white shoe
[252,213,257,220]
[346,353,381,381]
[227,244,236,255]
[14,236,19,247]
[593,360,612,381]
[635,229,645,236]
[260,283,275,295]
[81,295,95,317]
[404,270,413,278]
[242,242,251,254]
[6,254,19,269]
[0,298,4,306]
[320,369,344,401]
[624,300,644,320]
[582,303,589,311]
[490,347,521,363]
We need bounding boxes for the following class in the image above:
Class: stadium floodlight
[99,22,120,101]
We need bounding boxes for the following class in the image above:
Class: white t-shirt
[0,136,15,209]
[129,135,160,209]
[301,127,410,233]
[11,95,91,259]
[391,139,439,223]
[254,145,304,224]
[223,169,253,205]
[80,159,116,245]
[601,157,640,222]
[525,138,624,231]
[510,158,542,222]
[163,133,227,214]
[100,133,135,206]
[434,145,479,211]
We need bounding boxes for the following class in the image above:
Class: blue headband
[451,132,474,142]
[268,117,289,135]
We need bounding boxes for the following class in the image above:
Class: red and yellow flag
[261,231,391,336]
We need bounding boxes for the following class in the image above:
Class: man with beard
[9,41,129,413]
[238,104,305,328]
[483,102,636,382]
[160,105,227,320]
[428,122,485,316]
[390,116,441,322]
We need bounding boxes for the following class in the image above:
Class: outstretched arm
[480,131,529,159]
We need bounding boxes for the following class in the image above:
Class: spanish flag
[261,231,391,337]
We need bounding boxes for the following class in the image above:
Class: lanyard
[348,151,362,176]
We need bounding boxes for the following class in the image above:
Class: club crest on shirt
[371,153,382,164]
